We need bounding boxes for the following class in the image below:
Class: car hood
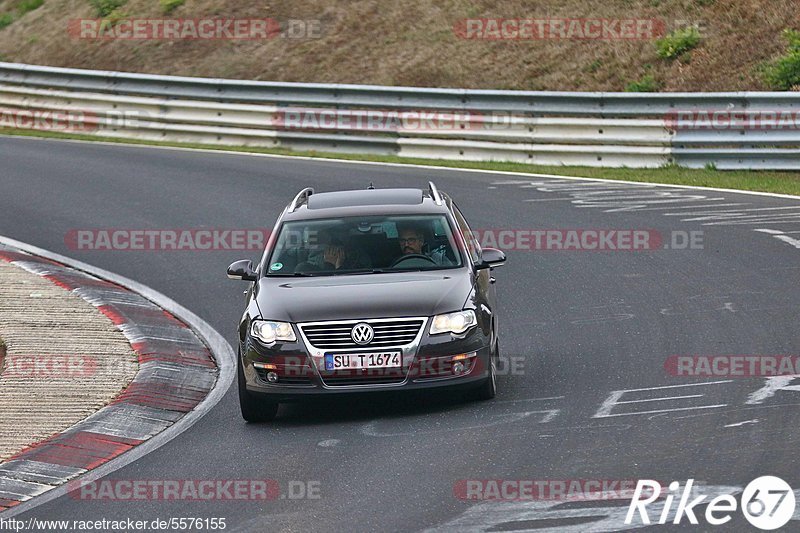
[255,271,473,322]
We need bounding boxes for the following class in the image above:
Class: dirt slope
[0,0,797,91]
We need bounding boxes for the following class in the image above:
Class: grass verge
[2,127,800,196]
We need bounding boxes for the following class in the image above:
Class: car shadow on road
[254,389,483,427]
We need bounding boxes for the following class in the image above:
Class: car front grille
[299,318,425,350]
[319,369,407,387]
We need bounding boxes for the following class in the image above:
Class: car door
[452,204,498,339]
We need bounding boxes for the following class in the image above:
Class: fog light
[266,371,279,383]
[453,362,465,375]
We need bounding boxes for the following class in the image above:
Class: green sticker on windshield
[270,262,283,271]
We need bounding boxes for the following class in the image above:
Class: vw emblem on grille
[351,322,374,345]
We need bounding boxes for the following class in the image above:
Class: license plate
[324,352,401,370]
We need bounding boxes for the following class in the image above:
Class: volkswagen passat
[227,182,505,422]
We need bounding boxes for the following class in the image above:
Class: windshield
[265,214,463,276]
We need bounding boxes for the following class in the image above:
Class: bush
[16,0,44,15]
[762,29,800,90]
[625,74,660,92]
[88,0,127,17]
[160,0,185,14]
[656,27,701,60]
[0,13,13,29]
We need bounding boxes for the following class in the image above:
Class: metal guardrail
[1,62,799,169]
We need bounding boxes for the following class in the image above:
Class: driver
[396,224,453,266]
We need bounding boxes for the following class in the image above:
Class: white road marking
[524,197,585,202]
[615,395,704,404]
[520,182,656,192]
[702,216,800,226]
[724,419,759,428]
[668,206,800,216]
[595,404,728,418]
[593,381,732,419]
[627,202,750,212]
[603,380,734,393]
[746,376,800,405]
[753,228,800,249]
[775,234,800,249]
[496,396,566,403]
[668,206,800,225]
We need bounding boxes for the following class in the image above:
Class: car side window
[452,206,481,264]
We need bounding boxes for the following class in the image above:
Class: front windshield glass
[265,215,463,276]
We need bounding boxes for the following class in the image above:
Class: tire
[238,352,279,422]
[471,342,498,401]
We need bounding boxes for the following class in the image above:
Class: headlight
[430,310,477,335]
[250,320,296,345]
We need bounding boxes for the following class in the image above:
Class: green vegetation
[585,59,602,74]
[0,336,6,375]
[159,0,185,14]
[1,128,798,196]
[16,0,44,15]
[656,26,701,60]
[625,74,660,92]
[762,29,800,90]
[88,0,127,17]
[0,13,13,30]
[0,0,45,31]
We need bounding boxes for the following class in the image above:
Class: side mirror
[227,259,258,281]
[478,247,506,269]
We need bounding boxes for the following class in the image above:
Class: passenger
[296,229,371,272]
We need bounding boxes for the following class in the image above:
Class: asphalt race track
[2,135,800,531]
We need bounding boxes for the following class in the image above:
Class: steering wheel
[390,254,437,268]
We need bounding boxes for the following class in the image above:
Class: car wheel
[238,352,279,422]
[472,342,498,401]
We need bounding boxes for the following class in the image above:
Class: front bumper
[241,322,492,402]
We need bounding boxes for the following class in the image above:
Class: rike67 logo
[626,477,795,530]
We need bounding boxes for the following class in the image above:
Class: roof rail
[428,181,443,206]
[288,187,314,213]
